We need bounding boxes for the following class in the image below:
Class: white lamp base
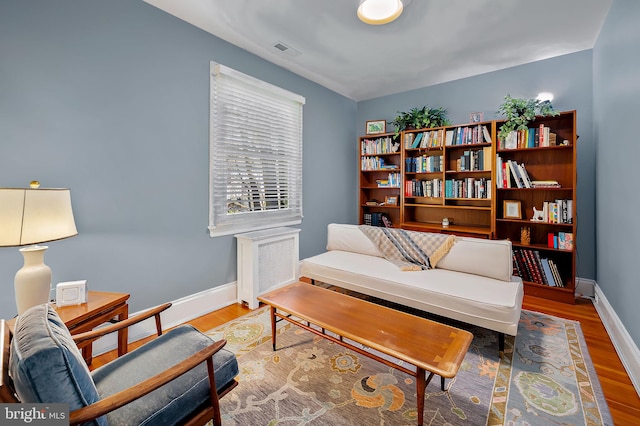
[15,245,52,315]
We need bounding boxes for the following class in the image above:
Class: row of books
[537,200,573,224]
[455,147,492,172]
[405,155,443,173]
[513,249,565,287]
[405,178,442,198]
[363,212,392,227]
[361,156,399,171]
[446,125,492,146]
[548,232,574,250]
[405,129,445,149]
[404,124,493,149]
[499,124,559,150]
[445,178,491,199]
[376,173,401,188]
[361,136,400,155]
[496,156,533,189]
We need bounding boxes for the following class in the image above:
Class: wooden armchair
[1,303,238,426]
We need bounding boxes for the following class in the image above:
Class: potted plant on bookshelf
[497,95,559,141]
[392,106,451,138]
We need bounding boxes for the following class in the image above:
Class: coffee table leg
[270,306,277,351]
[416,368,435,426]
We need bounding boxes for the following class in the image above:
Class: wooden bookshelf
[358,111,578,304]
[494,111,577,303]
[359,133,402,227]
[400,122,495,238]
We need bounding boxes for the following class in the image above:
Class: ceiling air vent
[273,40,301,57]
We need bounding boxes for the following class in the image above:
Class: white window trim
[208,62,305,237]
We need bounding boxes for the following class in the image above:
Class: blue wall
[593,0,640,346]
[0,0,356,317]
[357,51,596,281]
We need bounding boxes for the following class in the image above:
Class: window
[209,62,305,237]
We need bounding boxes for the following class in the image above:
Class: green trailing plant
[497,95,559,141]
[392,106,451,138]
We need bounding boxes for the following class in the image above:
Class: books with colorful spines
[436,129,445,147]
[411,132,423,148]
[565,232,574,250]
[540,258,556,286]
[522,250,541,284]
[527,249,545,285]
[482,126,492,143]
[539,124,545,147]
[548,259,564,287]
[404,133,415,149]
[516,250,533,282]
[527,128,536,148]
[508,160,524,188]
[558,232,566,249]
[445,130,454,146]
[517,163,532,188]
[543,126,551,147]
[512,250,528,281]
[503,161,510,188]
[532,250,549,285]
[512,251,523,279]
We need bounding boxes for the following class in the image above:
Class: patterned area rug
[207,303,612,425]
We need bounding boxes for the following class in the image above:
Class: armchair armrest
[69,338,228,425]
[72,303,171,350]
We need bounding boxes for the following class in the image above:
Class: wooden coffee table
[257,282,473,426]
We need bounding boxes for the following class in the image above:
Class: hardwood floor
[91,293,640,425]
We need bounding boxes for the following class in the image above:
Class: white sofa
[300,223,524,351]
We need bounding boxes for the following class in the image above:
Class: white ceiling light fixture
[537,92,554,102]
[357,0,405,25]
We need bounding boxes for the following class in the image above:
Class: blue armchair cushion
[91,324,239,426]
[9,304,106,426]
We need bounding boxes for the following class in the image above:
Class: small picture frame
[384,195,398,206]
[503,200,522,219]
[470,112,484,123]
[366,120,386,135]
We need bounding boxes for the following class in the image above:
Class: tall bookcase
[358,110,578,303]
[359,133,402,227]
[494,110,577,303]
[401,122,495,238]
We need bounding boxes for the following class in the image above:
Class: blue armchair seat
[4,303,238,425]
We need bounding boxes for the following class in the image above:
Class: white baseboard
[592,283,640,396]
[92,282,238,356]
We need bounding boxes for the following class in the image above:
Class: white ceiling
[143,0,612,101]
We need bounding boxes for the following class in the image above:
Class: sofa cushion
[9,304,105,426]
[436,237,514,282]
[91,324,239,426]
[327,223,382,257]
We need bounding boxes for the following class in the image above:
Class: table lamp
[0,184,77,314]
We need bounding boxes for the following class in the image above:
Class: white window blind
[209,62,305,237]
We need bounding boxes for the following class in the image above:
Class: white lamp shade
[0,188,78,247]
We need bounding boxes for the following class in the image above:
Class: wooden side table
[51,291,130,364]
[6,291,130,364]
